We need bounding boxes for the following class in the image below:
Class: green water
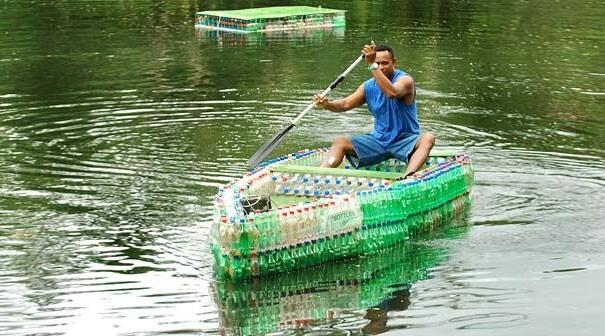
[1,0,604,335]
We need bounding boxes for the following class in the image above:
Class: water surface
[1,0,604,335]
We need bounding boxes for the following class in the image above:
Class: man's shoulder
[363,77,375,90]
[394,68,412,79]
[394,70,414,88]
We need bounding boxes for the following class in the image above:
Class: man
[313,43,435,177]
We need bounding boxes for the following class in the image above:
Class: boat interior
[242,149,459,211]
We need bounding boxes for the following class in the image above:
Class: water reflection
[195,26,345,47]
[211,197,470,335]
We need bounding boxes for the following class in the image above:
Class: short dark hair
[375,44,395,60]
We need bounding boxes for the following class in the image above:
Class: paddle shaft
[292,54,365,125]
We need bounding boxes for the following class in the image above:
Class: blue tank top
[363,69,420,146]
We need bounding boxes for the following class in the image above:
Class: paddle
[247,54,366,168]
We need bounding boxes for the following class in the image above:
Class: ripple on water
[0,209,210,335]
[1,1,605,333]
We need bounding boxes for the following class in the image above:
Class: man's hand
[313,94,329,109]
[362,41,377,64]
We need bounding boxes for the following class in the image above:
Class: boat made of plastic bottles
[212,195,470,335]
[210,148,474,280]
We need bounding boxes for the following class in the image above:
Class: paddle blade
[247,123,295,168]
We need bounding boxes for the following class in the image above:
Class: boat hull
[210,149,474,280]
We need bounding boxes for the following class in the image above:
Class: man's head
[375,44,397,77]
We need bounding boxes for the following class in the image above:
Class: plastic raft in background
[210,148,474,280]
[211,195,470,335]
[195,6,346,33]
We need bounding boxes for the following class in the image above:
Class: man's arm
[313,84,365,112]
[372,71,414,100]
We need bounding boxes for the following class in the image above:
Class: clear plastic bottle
[295,208,304,244]
[310,204,319,238]
[328,200,337,234]
[280,211,288,248]
[302,206,312,241]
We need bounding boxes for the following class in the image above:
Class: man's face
[375,51,396,77]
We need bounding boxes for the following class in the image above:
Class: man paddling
[313,42,434,177]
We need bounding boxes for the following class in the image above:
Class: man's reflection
[362,287,411,334]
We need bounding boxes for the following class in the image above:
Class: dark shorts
[346,132,420,168]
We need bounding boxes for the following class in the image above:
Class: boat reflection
[210,195,471,335]
[195,25,345,47]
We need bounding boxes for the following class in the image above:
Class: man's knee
[420,132,435,148]
[332,136,351,150]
